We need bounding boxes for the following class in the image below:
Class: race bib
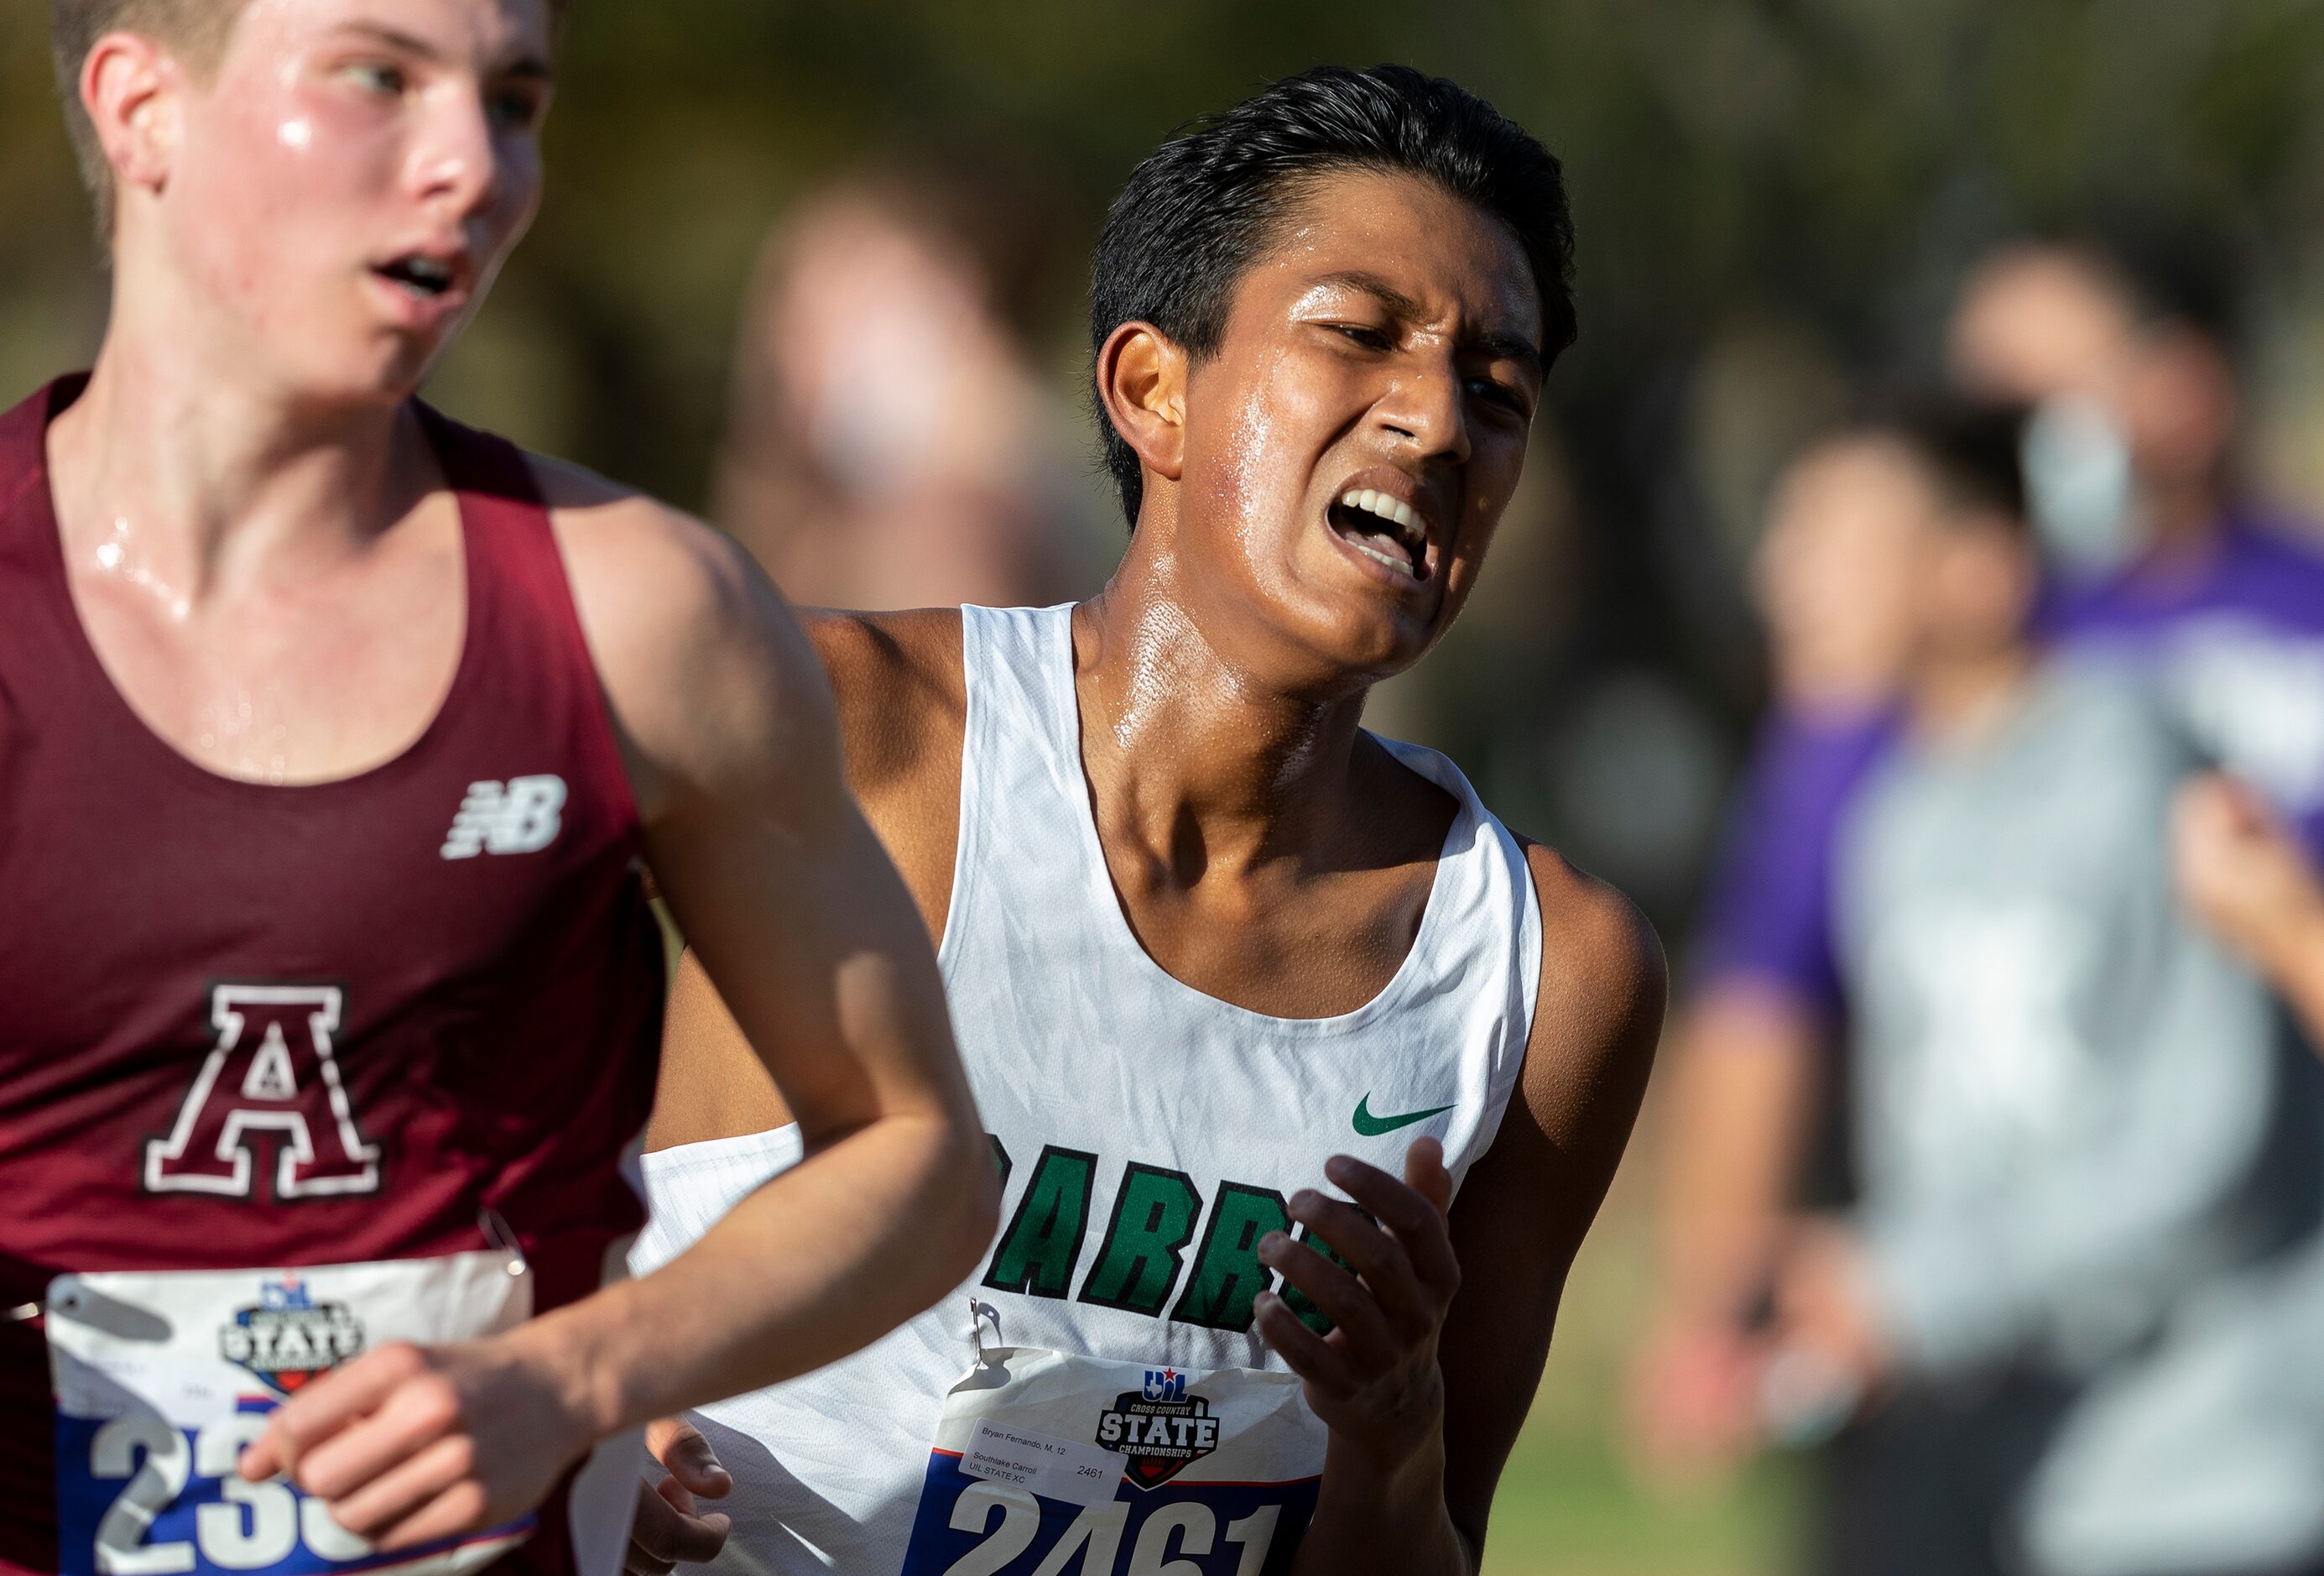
[899,1347,1326,1576]
[47,1253,534,1576]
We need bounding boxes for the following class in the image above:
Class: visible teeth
[1337,488,1425,546]
[1345,537,1410,574]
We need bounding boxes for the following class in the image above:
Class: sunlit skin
[642,164,1665,1576]
[130,0,550,409]
[35,0,995,1553]
[1067,170,1547,1008]
[1111,167,1545,697]
[50,0,551,783]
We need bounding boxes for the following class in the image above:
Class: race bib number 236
[47,1255,533,1576]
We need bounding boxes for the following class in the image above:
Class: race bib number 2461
[899,1348,1325,1576]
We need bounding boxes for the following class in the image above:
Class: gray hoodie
[1834,654,2323,1574]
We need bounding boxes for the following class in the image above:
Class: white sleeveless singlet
[633,604,1542,1576]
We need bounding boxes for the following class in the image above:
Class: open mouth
[1327,488,1430,581]
[373,256,458,300]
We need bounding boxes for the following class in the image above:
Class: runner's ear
[1094,320,1188,493]
[81,30,182,202]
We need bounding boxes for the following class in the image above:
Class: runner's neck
[1069,569,1388,885]
[45,337,436,613]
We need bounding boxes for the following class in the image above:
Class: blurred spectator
[1770,401,2310,1576]
[1959,237,2324,843]
[1628,431,1918,1485]
[1706,403,2310,1576]
[1632,232,2324,1498]
[711,151,1102,610]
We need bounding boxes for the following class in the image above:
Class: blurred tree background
[10,3,2324,1568]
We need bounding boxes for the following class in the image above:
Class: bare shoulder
[524,454,830,814]
[803,610,968,937]
[805,609,967,800]
[528,454,758,636]
[1515,839,1669,1145]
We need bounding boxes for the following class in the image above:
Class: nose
[1375,350,1472,467]
[408,85,503,220]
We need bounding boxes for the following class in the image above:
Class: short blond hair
[50,0,247,237]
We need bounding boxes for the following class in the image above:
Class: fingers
[1253,1290,1357,1394]
[1317,1154,1462,1295]
[373,1477,494,1553]
[628,1474,732,1574]
[1279,1195,1432,1342]
[1259,1233,1400,1370]
[289,1360,466,1506]
[328,1432,480,1543]
[240,1342,429,1483]
[645,1419,732,1500]
[1403,1136,1454,1217]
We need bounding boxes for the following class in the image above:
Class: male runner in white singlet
[632,67,1665,1576]
[8,3,996,1573]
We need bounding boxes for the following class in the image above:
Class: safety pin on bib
[479,1208,531,1281]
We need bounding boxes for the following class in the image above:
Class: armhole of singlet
[1456,809,1548,1192]
[423,410,649,845]
[934,606,988,974]
[1373,734,1546,1187]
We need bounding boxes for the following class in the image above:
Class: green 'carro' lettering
[982,1144,1097,1299]
[1078,1162,1201,1315]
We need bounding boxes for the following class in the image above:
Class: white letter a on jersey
[146,985,383,1199]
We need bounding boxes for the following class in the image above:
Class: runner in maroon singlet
[3,3,997,1576]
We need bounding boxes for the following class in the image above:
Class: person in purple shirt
[1629,232,2324,1490]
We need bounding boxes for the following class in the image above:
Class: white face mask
[2022,394,2137,576]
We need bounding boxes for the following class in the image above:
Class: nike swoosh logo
[1352,1095,1456,1136]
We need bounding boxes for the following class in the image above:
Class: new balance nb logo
[441,775,567,859]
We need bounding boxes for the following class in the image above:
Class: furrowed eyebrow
[1310,270,1545,379]
[1472,331,1546,381]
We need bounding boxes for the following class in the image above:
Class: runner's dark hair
[1089,64,1576,528]
[1863,397,2032,535]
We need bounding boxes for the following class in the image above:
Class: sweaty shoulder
[803,609,969,940]
[524,454,831,825]
[1514,840,1668,1154]
[806,609,967,801]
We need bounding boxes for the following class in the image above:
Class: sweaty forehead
[1243,167,1544,348]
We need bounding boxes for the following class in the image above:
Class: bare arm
[243,472,997,1547]
[2175,772,2324,1048]
[1624,980,1823,1479]
[1275,847,1666,1576]
[644,608,967,1156]
[557,485,994,1412]
[1653,985,1823,1318]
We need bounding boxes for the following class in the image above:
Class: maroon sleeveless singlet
[0,377,667,1576]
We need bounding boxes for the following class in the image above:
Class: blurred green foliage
[12,2,2324,509]
[10,6,2324,1568]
